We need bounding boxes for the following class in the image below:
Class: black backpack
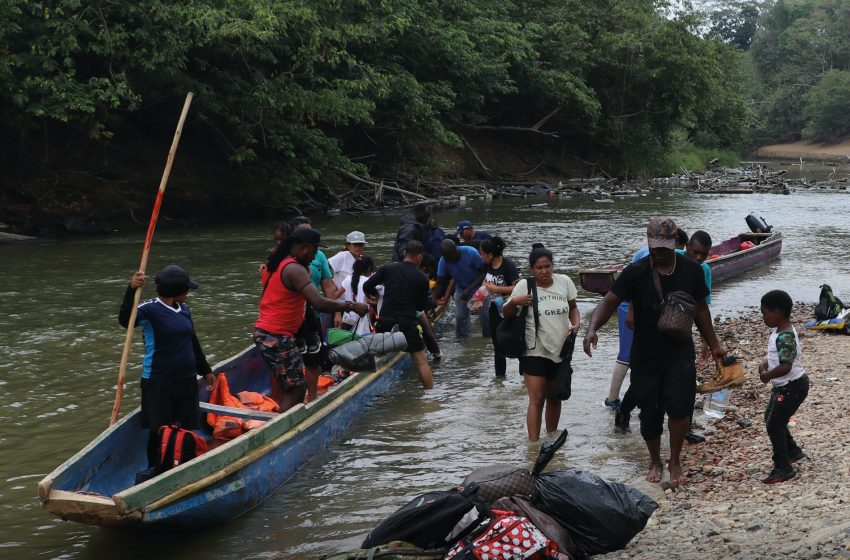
[494,278,538,359]
[361,484,490,550]
[814,284,844,321]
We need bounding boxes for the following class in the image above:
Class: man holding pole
[119,265,214,468]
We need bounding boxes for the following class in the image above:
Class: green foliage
[708,1,765,49]
[0,0,752,188]
[802,69,850,141]
[659,145,742,176]
[749,0,850,142]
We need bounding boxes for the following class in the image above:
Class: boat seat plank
[198,402,277,421]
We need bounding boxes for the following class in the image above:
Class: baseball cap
[291,228,328,247]
[646,217,678,249]
[155,265,199,291]
[345,231,367,244]
[456,220,473,234]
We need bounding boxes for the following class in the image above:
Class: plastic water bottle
[703,388,732,419]
[493,296,505,313]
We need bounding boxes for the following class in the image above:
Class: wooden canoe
[578,231,782,296]
[38,308,445,529]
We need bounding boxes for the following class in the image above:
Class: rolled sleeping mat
[328,331,408,366]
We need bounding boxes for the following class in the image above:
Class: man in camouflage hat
[583,217,726,487]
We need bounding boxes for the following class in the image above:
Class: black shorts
[302,343,329,368]
[140,376,200,430]
[633,355,697,441]
[376,318,425,353]
[519,356,560,379]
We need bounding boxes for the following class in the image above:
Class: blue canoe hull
[144,351,413,527]
[38,307,444,529]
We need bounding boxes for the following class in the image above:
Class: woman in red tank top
[253,228,369,411]
[257,256,307,336]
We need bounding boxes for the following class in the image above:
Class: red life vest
[255,257,306,336]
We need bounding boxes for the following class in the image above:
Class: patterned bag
[462,465,537,503]
[651,265,696,341]
[492,496,576,558]
[444,513,562,560]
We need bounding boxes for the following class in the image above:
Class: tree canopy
[0,0,750,201]
[749,0,850,142]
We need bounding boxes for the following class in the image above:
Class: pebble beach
[602,304,850,559]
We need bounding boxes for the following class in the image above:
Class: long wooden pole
[110,92,194,426]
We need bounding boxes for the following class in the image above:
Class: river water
[3,182,850,559]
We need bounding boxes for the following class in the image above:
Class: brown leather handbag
[461,464,537,503]
[651,263,697,341]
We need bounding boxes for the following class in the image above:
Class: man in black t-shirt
[583,217,726,488]
[364,241,434,389]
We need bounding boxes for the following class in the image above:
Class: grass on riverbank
[659,145,742,175]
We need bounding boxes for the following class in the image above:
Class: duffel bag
[462,464,536,503]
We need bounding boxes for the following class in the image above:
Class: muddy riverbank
[6,161,850,241]
[603,304,850,560]
[752,139,850,163]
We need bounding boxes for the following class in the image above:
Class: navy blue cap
[155,265,199,290]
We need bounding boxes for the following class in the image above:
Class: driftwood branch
[458,124,559,138]
[461,136,491,175]
[334,168,429,200]
[531,106,563,130]
[516,160,545,177]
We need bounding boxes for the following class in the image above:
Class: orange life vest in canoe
[207,373,279,440]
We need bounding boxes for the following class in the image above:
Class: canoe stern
[41,489,141,527]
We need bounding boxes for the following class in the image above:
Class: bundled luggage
[328,331,408,371]
[351,428,656,560]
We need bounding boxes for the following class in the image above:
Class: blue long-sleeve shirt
[119,286,211,380]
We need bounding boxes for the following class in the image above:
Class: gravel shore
[602,304,850,559]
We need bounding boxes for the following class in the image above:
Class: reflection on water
[3,186,850,559]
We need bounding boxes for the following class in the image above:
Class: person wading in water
[504,243,579,441]
[584,218,726,487]
[479,236,520,376]
[364,241,435,389]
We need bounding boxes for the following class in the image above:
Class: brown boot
[697,359,746,393]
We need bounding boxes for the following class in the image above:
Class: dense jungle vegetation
[0,1,848,225]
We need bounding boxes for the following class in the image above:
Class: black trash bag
[533,469,658,556]
[361,483,489,550]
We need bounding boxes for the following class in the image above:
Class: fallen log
[334,169,429,200]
